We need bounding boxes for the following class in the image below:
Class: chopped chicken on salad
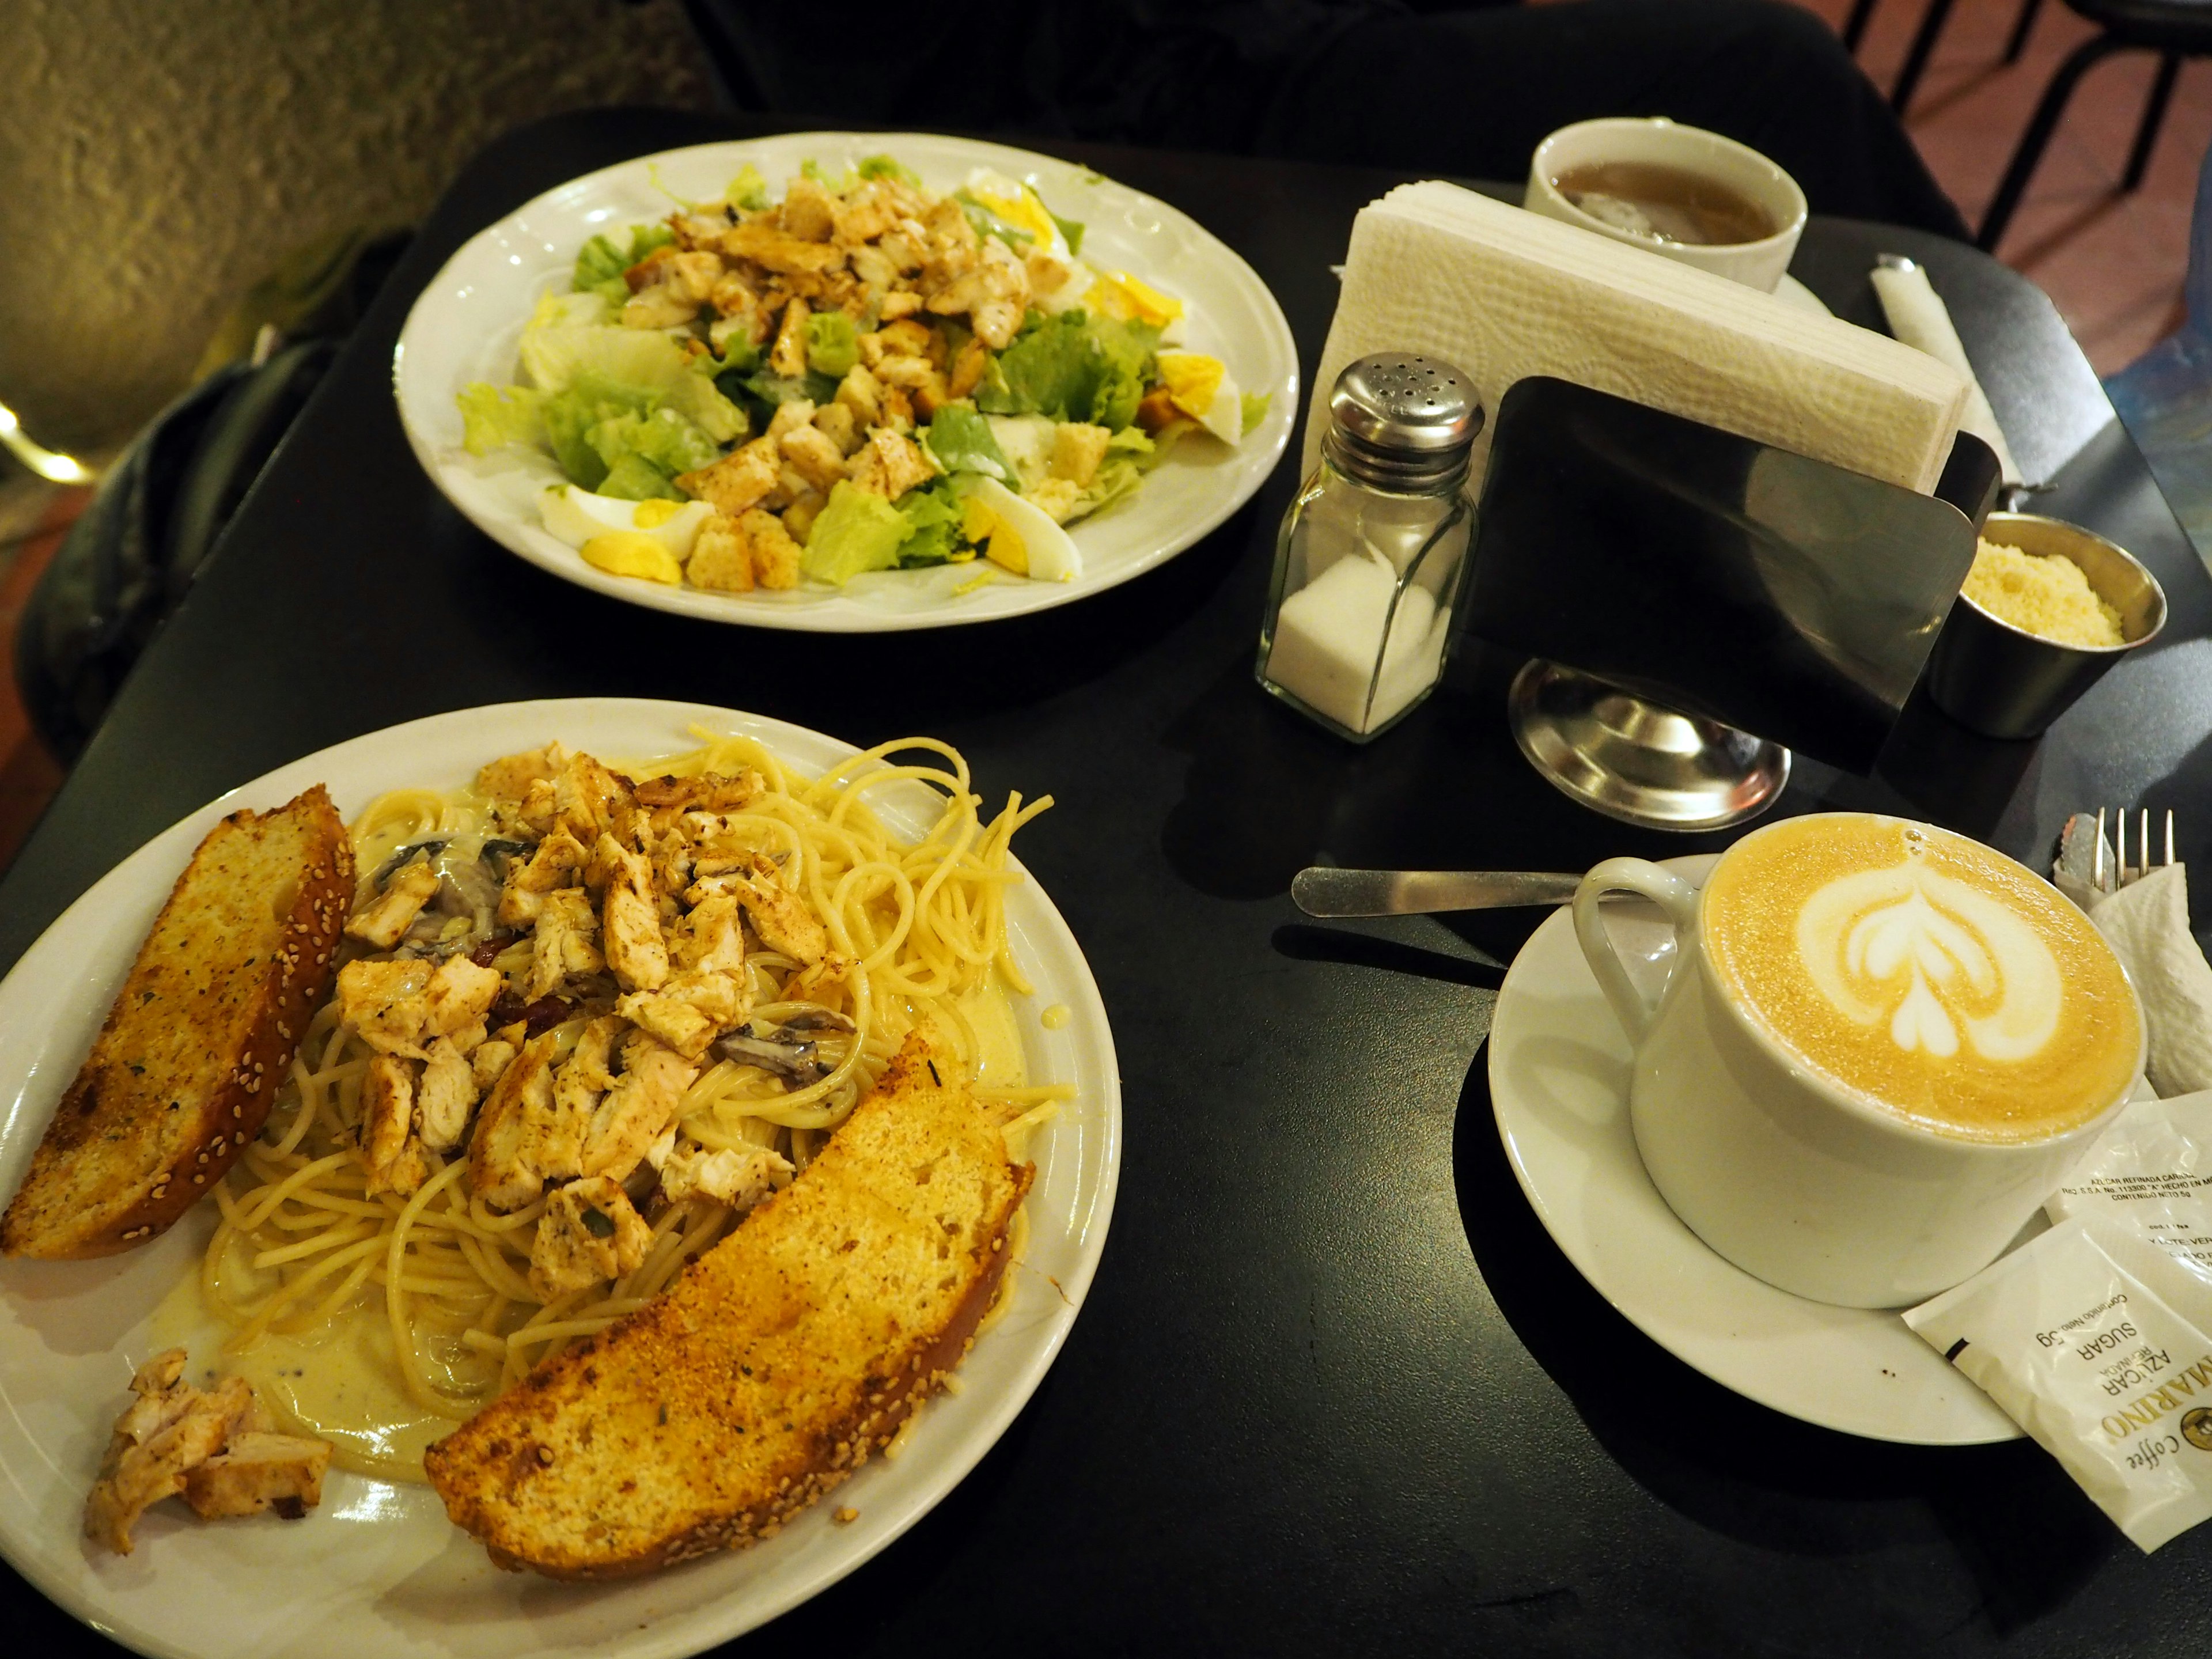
[457,156,1268,596]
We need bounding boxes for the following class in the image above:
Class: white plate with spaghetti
[392,132,1298,632]
[1488,855,2018,1446]
[0,698,1120,1659]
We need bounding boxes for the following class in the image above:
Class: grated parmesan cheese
[1962,539,2125,649]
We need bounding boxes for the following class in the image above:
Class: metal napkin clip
[1463,377,2001,830]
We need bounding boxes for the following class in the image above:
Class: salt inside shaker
[1256,354,1482,741]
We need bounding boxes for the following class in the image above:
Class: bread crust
[1,786,354,1259]
[424,1035,1033,1578]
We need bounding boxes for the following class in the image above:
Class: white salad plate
[1487,854,2021,1446]
[0,698,1122,1659]
[393,133,1299,632]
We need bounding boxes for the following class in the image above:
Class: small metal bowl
[1925,511,2165,740]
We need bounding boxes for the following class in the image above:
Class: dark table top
[6,107,2209,1657]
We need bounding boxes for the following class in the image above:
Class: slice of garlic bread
[424,1033,1032,1578]
[2,786,354,1258]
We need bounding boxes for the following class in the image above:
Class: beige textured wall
[1,0,715,455]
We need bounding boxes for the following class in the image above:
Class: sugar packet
[1904,1214,2212,1552]
[2046,1090,2212,1281]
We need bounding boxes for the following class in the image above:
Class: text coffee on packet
[1904,1215,2212,1552]
[2047,1090,2212,1278]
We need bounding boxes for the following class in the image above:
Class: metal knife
[1291,866,1584,918]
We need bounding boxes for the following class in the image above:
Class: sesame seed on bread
[422,1032,1033,1578]
[1,786,354,1259]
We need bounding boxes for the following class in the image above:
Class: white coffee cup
[1574,821,2143,1309]
[1525,117,1809,293]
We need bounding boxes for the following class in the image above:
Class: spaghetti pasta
[195,730,1074,1480]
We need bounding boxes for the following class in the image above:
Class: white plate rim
[1486,853,2021,1446]
[391,132,1299,633]
[0,697,1122,1658]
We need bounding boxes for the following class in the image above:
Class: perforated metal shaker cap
[1323,353,1482,491]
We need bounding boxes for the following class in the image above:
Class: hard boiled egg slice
[540,485,713,556]
[1154,352,1245,446]
[964,168,1065,253]
[960,477,1082,583]
[1085,269,1185,335]
[578,532,684,585]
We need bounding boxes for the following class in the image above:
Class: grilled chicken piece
[417,1037,479,1153]
[520,752,637,846]
[596,835,670,992]
[181,1431,332,1521]
[527,888,604,1001]
[85,1350,297,1554]
[670,892,746,977]
[539,1016,623,1181]
[768,296,811,378]
[528,1176,654,1300]
[846,429,934,500]
[471,1037,519,1095]
[362,1053,427,1196]
[730,852,831,965]
[658,1144,792,1209]
[582,1035,696,1181]
[477,743,568,802]
[498,828,589,928]
[468,1033,559,1211]
[337,955,499,1058]
[617,969,748,1061]
[345,861,442,949]
[677,435,782,518]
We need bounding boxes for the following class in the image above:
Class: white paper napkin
[2085,864,2212,1098]
[1304,181,1969,497]
[1870,260,2024,488]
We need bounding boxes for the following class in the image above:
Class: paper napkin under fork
[2056,819,2212,1097]
[1303,180,1970,499]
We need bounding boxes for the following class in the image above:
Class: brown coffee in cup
[1700,815,2140,1143]
[1551,160,1777,248]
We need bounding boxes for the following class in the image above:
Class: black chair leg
[1843,0,1881,52]
[1979,33,2128,249]
[1892,0,1960,112]
[2003,0,2046,63]
[2125,53,2184,191]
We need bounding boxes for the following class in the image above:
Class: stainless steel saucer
[1508,660,1790,831]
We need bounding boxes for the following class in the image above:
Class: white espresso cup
[1574,814,2145,1309]
[1526,117,1809,293]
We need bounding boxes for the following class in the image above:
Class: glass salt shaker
[1255,354,1482,743]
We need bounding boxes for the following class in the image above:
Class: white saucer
[1487,854,2021,1445]
[1774,273,1833,317]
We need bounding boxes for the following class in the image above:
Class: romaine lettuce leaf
[806,310,859,378]
[728,164,770,212]
[587,405,721,479]
[920,405,1014,484]
[801,157,857,195]
[954,191,1035,252]
[1241,390,1271,436]
[857,155,922,190]
[975,308,1160,430]
[894,479,968,566]
[1050,210,1086,257]
[800,481,909,585]
[597,453,685,501]
[456,382,546,456]
[571,223,675,306]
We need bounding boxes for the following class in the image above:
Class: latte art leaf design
[1794,861,2063,1063]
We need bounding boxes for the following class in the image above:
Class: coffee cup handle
[1573,858,1703,1046]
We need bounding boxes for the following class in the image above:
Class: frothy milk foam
[1702,816,2140,1142]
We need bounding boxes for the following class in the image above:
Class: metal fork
[2093,806,2177,893]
